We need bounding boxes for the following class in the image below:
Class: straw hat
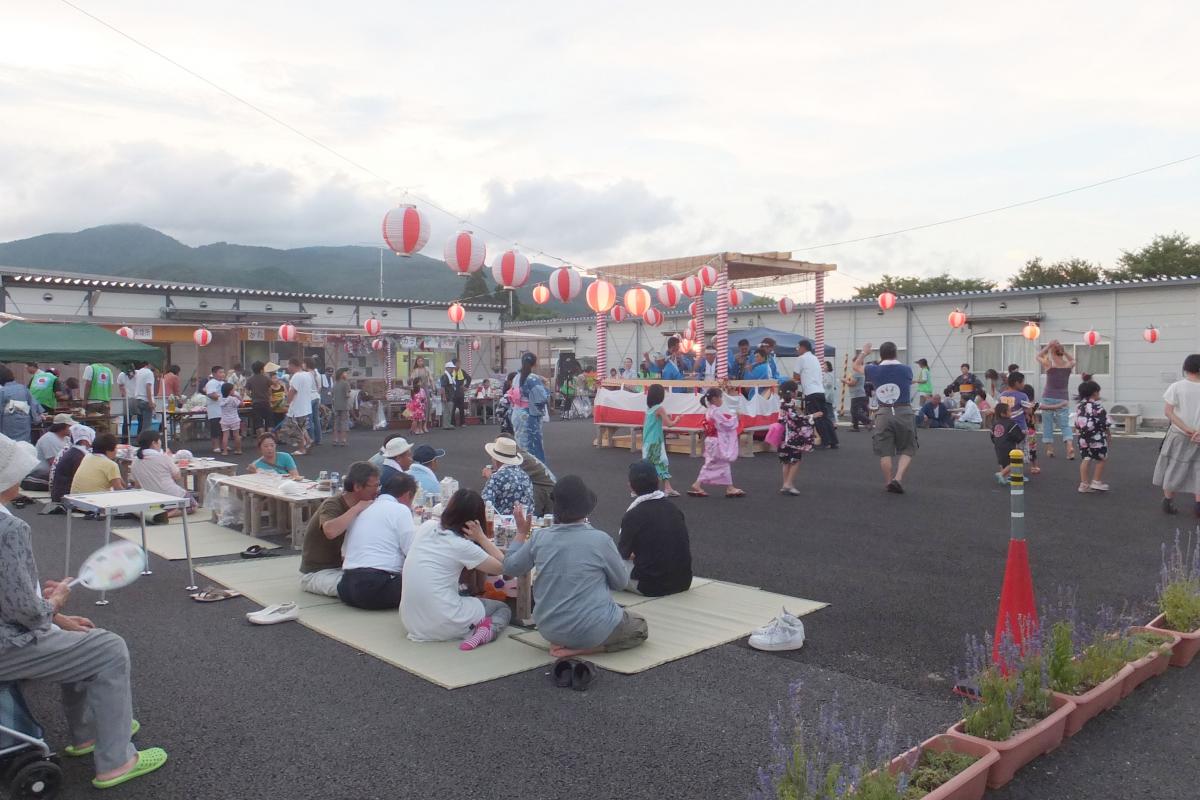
[263,361,281,373]
[484,437,523,466]
[382,437,413,458]
[52,413,76,425]
[0,434,39,492]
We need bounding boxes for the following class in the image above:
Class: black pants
[805,392,839,447]
[850,396,871,430]
[451,397,466,427]
[337,568,403,610]
[251,403,273,435]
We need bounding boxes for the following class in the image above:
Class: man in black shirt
[617,460,693,597]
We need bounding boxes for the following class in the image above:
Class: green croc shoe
[64,719,140,757]
[92,747,167,789]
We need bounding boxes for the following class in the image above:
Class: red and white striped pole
[693,283,706,369]
[595,312,608,379]
[715,270,729,380]
[814,272,826,361]
[466,340,473,376]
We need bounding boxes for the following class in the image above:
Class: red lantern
[1022,322,1040,341]
[381,204,430,256]
[278,323,297,342]
[688,300,702,316]
[363,318,382,337]
[1143,325,1159,344]
[447,303,465,325]
[679,337,694,354]
[697,264,718,287]
[623,287,651,316]
[531,284,551,305]
[878,291,897,311]
[548,268,581,302]
[642,307,664,327]
[685,320,697,340]
[471,338,481,351]
[681,275,704,298]
[443,230,486,275]
[778,297,795,315]
[610,305,627,323]
[193,328,212,347]
[115,326,134,338]
[727,287,742,307]
[1082,329,1101,347]
[586,280,617,314]
[371,338,386,351]
[657,282,680,308]
[491,249,531,289]
[948,309,967,329]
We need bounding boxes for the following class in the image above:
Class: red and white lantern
[681,275,704,298]
[447,303,465,325]
[642,307,664,327]
[193,328,212,347]
[471,338,481,351]
[1022,322,1041,341]
[778,297,795,315]
[679,337,694,354]
[948,309,967,329]
[657,282,680,308]
[878,291,897,311]
[531,284,551,305]
[586,280,617,314]
[697,264,718,288]
[278,323,297,342]
[1083,329,1101,347]
[623,287,651,317]
[116,326,133,338]
[363,318,382,337]
[727,287,742,307]
[371,338,386,351]
[548,268,582,302]
[491,249,531,289]
[443,230,486,275]
[381,204,430,256]
[1143,325,1159,344]
[685,320,697,340]
[688,300,702,316]
[610,305,627,323]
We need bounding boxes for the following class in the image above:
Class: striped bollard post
[715,272,729,380]
[993,448,1037,664]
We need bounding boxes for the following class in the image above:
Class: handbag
[765,421,785,448]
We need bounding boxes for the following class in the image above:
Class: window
[1071,343,1110,375]
[971,334,1036,374]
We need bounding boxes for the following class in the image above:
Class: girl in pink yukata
[688,388,746,498]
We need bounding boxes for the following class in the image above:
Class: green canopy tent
[0,321,163,364]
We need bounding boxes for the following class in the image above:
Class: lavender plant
[956,622,1051,741]
[1158,531,1200,632]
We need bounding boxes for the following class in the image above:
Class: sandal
[553,659,575,688]
[725,490,747,498]
[190,587,243,602]
[666,490,681,498]
[241,545,280,559]
[66,719,140,756]
[571,659,598,692]
[92,747,168,789]
[686,490,708,498]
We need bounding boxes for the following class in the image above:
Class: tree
[1008,257,1102,287]
[459,270,490,302]
[491,285,523,321]
[852,273,996,299]
[1107,233,1200,280]
[515,306,561,321]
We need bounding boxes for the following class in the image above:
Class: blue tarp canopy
[727,327,835,358]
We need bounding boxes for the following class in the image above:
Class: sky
[2,1,1197,299]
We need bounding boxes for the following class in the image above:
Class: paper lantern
[1143,325,1159,344]
[116,326,134,338]
[688,300,702,316]
[193,328,212,347]
[610,305,627,323]
[363,318,382,336]
[778,297,795,315]
[657,282,680,308]
[278,323,297,342]
[531,284,550,305]
[548,268,582,302]
[371,338,385,351]
[727,287,742,307]
[878,291,897,311]
[642,307,664,327]
[679,337,694,354]
[685,320,697,340]
[491,249,531,289]
[381,204,430,256]
[681,275,704,298]
[586,280,617,314]
[697,264,718,287]
[1082,329,1101,347]
[443,230,486,275]
[471,338,481,351]
[447,303,465,325]
[948,309,967,329]
[1022,322,1041,341]
[623,287,651,316]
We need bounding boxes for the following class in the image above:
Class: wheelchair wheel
[8,758,62,799]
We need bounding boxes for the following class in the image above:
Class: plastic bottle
[485,501,495,538]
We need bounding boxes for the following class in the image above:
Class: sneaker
[886,480,905,494]
[749,616,806,652]
[1089,481,1109,492]
[246,602,298,625]
[1078,482,1092,493]
[751,608,803,636]
[459,618,496,651]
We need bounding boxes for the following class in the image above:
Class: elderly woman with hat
[481,437,533,515]
[0,433,167,788]
[377,437,414,485]
[50,424,96,503]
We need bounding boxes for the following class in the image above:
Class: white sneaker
[247,602,298,625]
[1089,481,1110,492]
[1078,482,1092,493]
[749,616,806,652]
[751,607,803,636]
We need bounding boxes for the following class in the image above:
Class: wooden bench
[595,423,703,456]
[1110,413,1140,436]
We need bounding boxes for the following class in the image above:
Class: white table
[62,489,198,604]
[211,473,333,546]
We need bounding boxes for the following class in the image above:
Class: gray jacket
[0,510,54,651]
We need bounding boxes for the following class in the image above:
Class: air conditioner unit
[1109,403,1140,416]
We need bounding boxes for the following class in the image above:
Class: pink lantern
[1083,329,1101,347]
[443,230,486,275]
[948,309,967,329]
[491,249,531,289]
[681,275,704,298]
[381,204,430,256]
[193,328,212,347]
[657,282,680,308]
[278,323,297,342]
[642,307,664,327]
[610,305,627,323]
[447,303,465,325]
[548,268,582,302]
[115,326,134,338]
[531,284,551,305]
[371,338,386,351]
[778,297,795,315]
[586,280,617,314]
[727,287,742,307]
[623,287,651,316]
[363,318,382,337]
[1144,325,1159,344]
[878,291,897,311]
[1022,322,1041,341]
[697,264,718,288]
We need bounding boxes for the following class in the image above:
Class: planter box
[1122,627,1181,697]
[1051,663,1132,737]
[887,734,999,800]
[944,694,1075,789]
[1146,613,1200,668]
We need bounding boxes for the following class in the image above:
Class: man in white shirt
[794,340,839,449]
[285,358,314,455]
[203,365,226,454]
[697,346,719,380]
[337,472,417,609]
[132,361,156,437]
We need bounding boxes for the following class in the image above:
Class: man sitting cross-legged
[503,475,648,659]
[618,460,693,597]
[337,472,418,610]
[298,461,380,597]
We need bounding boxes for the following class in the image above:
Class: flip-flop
[240,545,280,559]
[552,659,575,688]
[725,490,747,498]
[190,587,243,603]
[66,719,140,757]
[686,490,708,498]
[91,747,168,789]
[666,491,681,498]
[571,660,598,692]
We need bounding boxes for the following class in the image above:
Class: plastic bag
[203,475,243,529]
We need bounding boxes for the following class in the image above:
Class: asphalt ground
[11,417,1199,799]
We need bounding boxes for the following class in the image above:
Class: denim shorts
[1041,405,1071,442]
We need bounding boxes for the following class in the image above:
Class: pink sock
[459,617,495,651]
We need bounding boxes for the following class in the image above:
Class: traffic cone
[993,448,1037,664]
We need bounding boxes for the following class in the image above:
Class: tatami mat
[197,554,306,583]
[20,490,52,500]
[511,582,827,674]
[611,576,715,607]
[113,521,279,560]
